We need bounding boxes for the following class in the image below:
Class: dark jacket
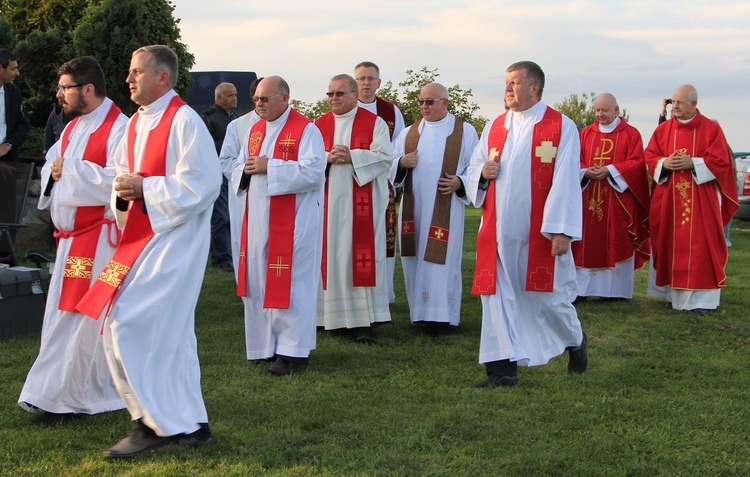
[201,104,236,154]
[2,82,30,161]
[43,103,72,156]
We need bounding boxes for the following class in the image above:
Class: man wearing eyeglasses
[229,75,325,376]
[355,61,404,304]
[18,56,127,425]
[391,83,478,334]
[76,45,220,458]
[0,48,29,163]
[466,61,587,388]
[201,82,238,272]
[315,74,393,343]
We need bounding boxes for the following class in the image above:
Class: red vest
[472,107,563,295]
[76,96,185,319]
[236,109,310,309]
[55,102,121,311]
[315,108,378,289]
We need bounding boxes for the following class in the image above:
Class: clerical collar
[599,116,621,133]
[677,112,697,124]
[139,90,177,116]
[334,106,358,119]
[423,113,451,129]
[267,105,292,125]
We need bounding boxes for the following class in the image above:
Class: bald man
[202,82,238,271]
[645,84,738,314]
[391,83,477,332]
[572,93,650,301]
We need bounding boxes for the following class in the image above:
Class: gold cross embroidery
[433,228,445,240]
[278,133,297,161]
[269,256,290,277]
[65,256,94,279]
[489,147,500,162]
[535,141,557,163]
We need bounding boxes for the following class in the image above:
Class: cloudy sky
[173,0,750,151]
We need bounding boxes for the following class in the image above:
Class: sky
[172,0,750,151]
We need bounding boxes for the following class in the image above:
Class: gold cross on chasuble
[268,256,290,277]
[535,140,557,163]
[278,133,297,160]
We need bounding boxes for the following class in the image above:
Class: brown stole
[55,103,121,311]
[76,96,185,319]
[472,107,562,295]
[236,109,310,309]
[315,109,378,289]
[400,117,463,264]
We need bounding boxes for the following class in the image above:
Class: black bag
[0,267,49,339]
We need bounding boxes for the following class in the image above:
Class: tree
[554,92,629,131]
[0,0,90,41]
[290,98,329,120]
[73,0,194,116]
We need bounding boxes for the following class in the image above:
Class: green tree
[554,92,629,130]
[290,98,329,120]
[0,14,16,49]
[73,0,194,116]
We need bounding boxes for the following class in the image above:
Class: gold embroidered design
[676,179,692,227]
[64,256,95,279]
[98,261,130,287]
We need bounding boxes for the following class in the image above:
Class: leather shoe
[351,327,376,344]
[567,331,588,374]
[104,421,170,458]
[268,356,294,376]
[472,375,518,388]
[174,423,212,448]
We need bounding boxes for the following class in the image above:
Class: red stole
[236,109,310,309]
[472,107,562,295]
[573,120,650,270]
[373,97,397,259]
[315,108,378,289]
[55,103,121,311]
[76,96,185,319]
[645,111,738,290]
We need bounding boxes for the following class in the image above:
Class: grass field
[1,210,749,476]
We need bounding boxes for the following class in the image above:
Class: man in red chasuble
[572,93,650,300]
[645,84,738,314]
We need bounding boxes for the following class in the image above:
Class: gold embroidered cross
[278,133,297,161]
[433,228,445,240]
[535,141,557,163]
[66,257,93,278]
[268,256,290,277]
[489,147,500,162]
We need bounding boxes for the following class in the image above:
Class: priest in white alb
[466,61,587,388]
[391,82,477,331]
[19,56,127,423]
[76,45,220,458]
[315,74,393,343]
[231,76,325,375]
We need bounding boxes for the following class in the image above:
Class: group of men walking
[14,47,737,459]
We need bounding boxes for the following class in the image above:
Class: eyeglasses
[417,98,447,106]
[252,93,282,103]
[57,84,85,92]
[326,91,356,98]
[355,76,379,82]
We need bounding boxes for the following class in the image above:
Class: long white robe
[466,102,584,367]
[229,107,325,359]
[18,98,126,415]
[358,99,404,303]
[391,113,477,325]
[220,110,260,278]
[317,107,393,329]
[104,90,221,437]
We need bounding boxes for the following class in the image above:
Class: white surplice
[391,113,478,325]
[220,110,260,277]
[358,99,405,303]
[466,102,584,367]
[104,90,221,437]
[230,107,325,359]
[317,107,393,329]
[18,98,126,415]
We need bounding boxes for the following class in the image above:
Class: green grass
[2,211,750,476]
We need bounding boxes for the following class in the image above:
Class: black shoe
[268,356,294,376]
[103,421,170,459]
[472,375,518,388]
[174,423,212,448]
[690,308,711,315]
[351,327,376,344]
[29,411,78,427]
[567,331,588,374]
[572,296,588,304]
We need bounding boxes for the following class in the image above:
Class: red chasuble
[236,109,310,309]
[645,110,738,290]
[315,108,378,289]
[374,97,398,259]
[472,107,562,295]
[76,96,185,319]
[55,103,121,311]
[572,119,650,271]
